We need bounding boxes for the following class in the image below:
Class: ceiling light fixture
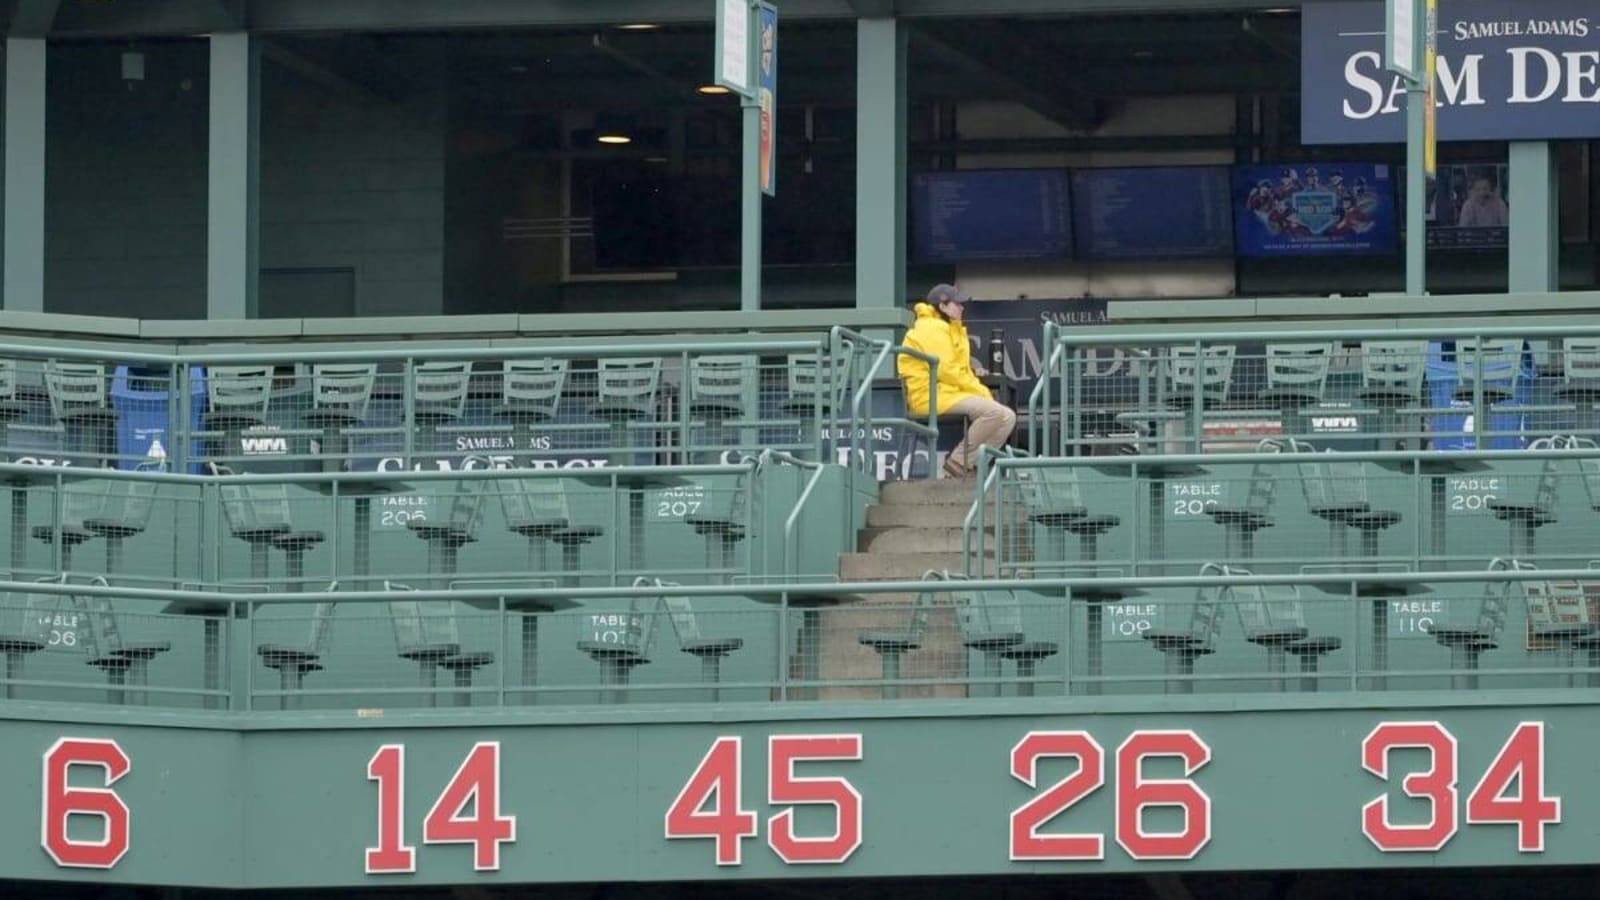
[596,133,633,145]
[616,23,661,31]
[697,84,732,95]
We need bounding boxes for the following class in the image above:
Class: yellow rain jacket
[897,302,992,416]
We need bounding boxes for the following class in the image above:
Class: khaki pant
[947,396,1017,470]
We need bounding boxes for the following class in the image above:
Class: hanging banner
[1302,0,1600,144]
[758,3,778,197]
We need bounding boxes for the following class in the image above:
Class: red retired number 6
[42,737,133,869]
[664,734,864,865]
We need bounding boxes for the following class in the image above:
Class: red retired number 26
[665,734,864,865]
[366,742,517,874]
[1362,721,1560,853]
[1009,729,1212,861]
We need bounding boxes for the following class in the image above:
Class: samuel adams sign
[1302,0,1599,144]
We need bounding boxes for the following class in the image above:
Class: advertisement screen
[1234,163,1398,256]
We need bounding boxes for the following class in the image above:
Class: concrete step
[858,526,974,554]
[878,478,984,507]
[864,504,972,528]
[839,551,997,581]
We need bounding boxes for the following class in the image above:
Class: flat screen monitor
[1234,163,1398,256]
[1071,166,1234,259]
[911,169,1072,263]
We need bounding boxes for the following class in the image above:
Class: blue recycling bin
[111,365,206,471]
[1426,342,1533,450]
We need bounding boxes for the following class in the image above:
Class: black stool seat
[1357,389,1418,405]
[508,518,570,538]
[83,518,145,539]
[686,516,745,540]
[1248,627,1310,647]
[0,635,46,653]
[965,632,1025,653]
[999,641,1059,662]
[59,409,117,425]
[31,524,94,545]
[105,641,172,662]
[202,412,265,432]
[1487,500,1555,525]
[302,410,363,428]
[1348,510,1403,530]
[1287,636,1343,655]
[1144,632,1215,653]
[1206,508,1274,530]
[1062,514,1120,535]
[1256,389,1321,409]
[233,524,292,542]
[1310,502,1369,521]
[493,404,555,421]
[438,651,495,672]
[1427,627,1497,649]
[257,645,320,668]
[577,642,649,662]
[589,404,650,421]
[398,642,461,663]
[413,409,462,425]
[406,522,477,546]
[271,530,325,551]
[682,637,744,657]
[857,633,921,653]
[550,525,604,546]
[1027,507,1087,527]
[1453,385,1513,402]
[689,401,744,420]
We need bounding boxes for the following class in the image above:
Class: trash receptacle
[111,365,206,471]
[1427,342,1533,450]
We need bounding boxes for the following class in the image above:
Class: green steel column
[741,90,762,311]
[1508,141,1558,292]
[855,18,907,309]
[208,32,261,320]
[3,39,47,312]
[1403,82,1426,297]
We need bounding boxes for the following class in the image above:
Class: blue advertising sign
[1234,163,1398,256]
[911,170,1073,263]
[757,3,777,197]
[1302,0,1600,144]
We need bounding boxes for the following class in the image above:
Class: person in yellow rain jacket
[897,284,1016,478]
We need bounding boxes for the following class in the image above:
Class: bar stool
[255,582,339,709]
[0,359,30,455]
[589,358,662,466]
[406,471,486,589]
[411,361,471,457]
[0,585,55,698]
[301,364,375,473]
[1358,341,1428,450]
[1453,337,1524,406]
[1161,345,1236,452]
[1256,342,1334,436]
[495,359,567,456]
[385,581,495,708]
[69,574,171,705]
[857,589,933,700]
[1289,439,1369,556]
[684,472,750,583]
[83,463,162,576]
[650,578,743,701]
[1142,570,1225,694]
[1205,441,1283,561]
[1556,338,1600,437]
[31,482,102,572]
[203,366,274,462]
[44,362,116,467]
[781,351,848,459]
[497,475,586,575]
[578,593,658,703]
[1486,436,1563,557]
[215,466,292,581]
[1425,559,1513,691]
[686,355,756,462]
[951,576,1057,698]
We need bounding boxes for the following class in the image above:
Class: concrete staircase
[812,477,993,700]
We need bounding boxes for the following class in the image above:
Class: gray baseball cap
[926,284,972,305]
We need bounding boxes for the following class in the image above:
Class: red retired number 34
[34,721,1560,873]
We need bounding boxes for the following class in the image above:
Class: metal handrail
[1047,323,1600,346]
